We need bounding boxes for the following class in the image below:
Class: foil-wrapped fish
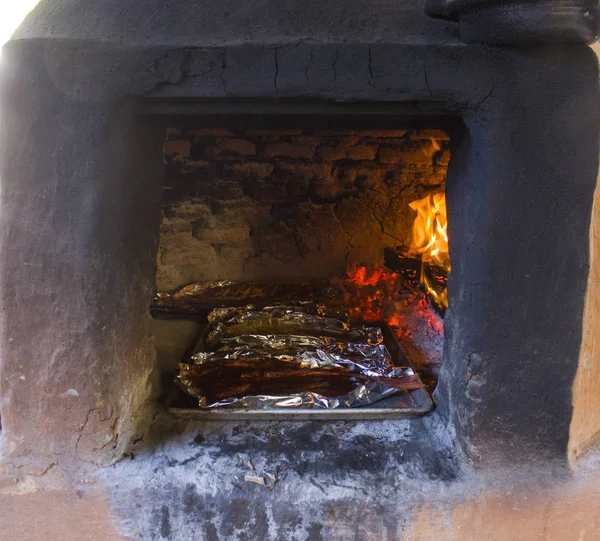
[193,335,406,379]
[178,358,360,407]
[205,309,382,348]
[208,301,348,324]
[151,280,340,320]
[216,334,334,349]
[178,358,423,409]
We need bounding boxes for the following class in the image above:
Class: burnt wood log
[383,248,448,317]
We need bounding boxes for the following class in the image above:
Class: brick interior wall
[157,128,450,291]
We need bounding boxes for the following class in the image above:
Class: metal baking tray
[168,323,434,420]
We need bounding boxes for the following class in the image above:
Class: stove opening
[151,123,451,416]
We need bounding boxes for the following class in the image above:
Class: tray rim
[167,403,431,421]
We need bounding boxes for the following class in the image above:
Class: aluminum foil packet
[197,381,413,410]
[205,307,382,348]
[193,334,406,379]
[208,301,348,324]
[177,357,421,410]
[151,280,340,319]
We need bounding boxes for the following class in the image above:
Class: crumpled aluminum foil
[193,334,406,379]
[183,332,418,409]
[208,300,348,324]
[205,307,382,347]
[200,378,414,410]
[151,280,343,320]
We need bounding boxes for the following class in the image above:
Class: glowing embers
[409,192,450,309]
[338,266,444,389]
[343,267,442,333]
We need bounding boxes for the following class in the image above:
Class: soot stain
[220,498,252,537]
[306,521,324,541]
[273,505,304,539]
[160,505,171,539]
[182,483,200,514]
[203,520,220,541]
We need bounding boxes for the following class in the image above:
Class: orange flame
[409,192,449,267]
[349,266,396,288]
[409,192,450,308]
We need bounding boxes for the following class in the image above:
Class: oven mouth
[147,111,458,420]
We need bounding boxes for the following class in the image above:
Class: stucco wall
[570,44,600,459]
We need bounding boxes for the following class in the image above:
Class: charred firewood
[383,249,422,288]
[383,248,448,317]
[384,248,448,284]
